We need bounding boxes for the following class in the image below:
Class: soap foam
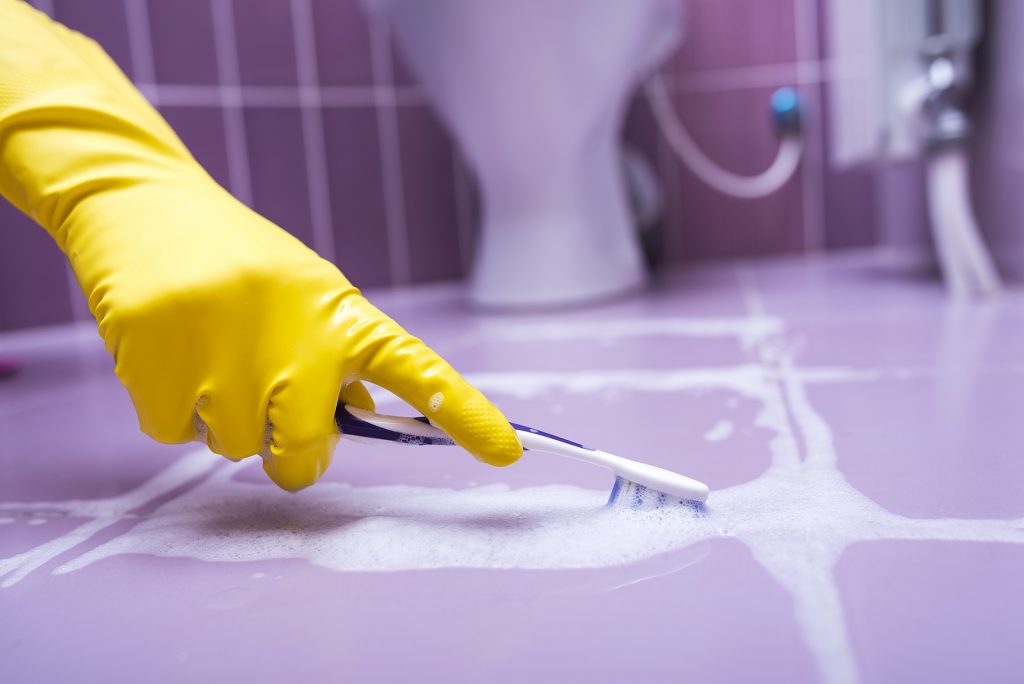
[3,315,1023,684]
[703,419,734,442]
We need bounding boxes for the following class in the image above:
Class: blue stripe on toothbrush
[608,476,624,505]
[416,416,596,452]
[508,423,596,452]
[336,407,454,445]
[339,406,595,451]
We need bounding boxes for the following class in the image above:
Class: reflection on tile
[838,541,1024,683]
[786,299,1024,369]
[812,373,1024,519]
[745,251,945,320]
[0,515,97,559]
[0,539,817,682]
[0,356,197,503]
[3,254,1023,682]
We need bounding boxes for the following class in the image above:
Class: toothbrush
[335,404,709,509]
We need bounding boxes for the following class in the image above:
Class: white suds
[703,420,734,442]
[2,317,1022,684]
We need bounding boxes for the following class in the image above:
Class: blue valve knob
[770,87,801,134]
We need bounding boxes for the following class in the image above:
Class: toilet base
[468,138,647,309]
[469,222,648,310]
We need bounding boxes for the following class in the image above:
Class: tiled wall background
[0,0,891,332]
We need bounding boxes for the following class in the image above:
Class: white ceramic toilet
[362,0,683,308]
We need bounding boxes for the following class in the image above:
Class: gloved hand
[0,0,521,490]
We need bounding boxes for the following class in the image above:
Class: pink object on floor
[0,357,19,379]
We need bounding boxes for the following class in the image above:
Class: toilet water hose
[645,73,803,199]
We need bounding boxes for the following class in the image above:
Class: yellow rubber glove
[0,0,521,490]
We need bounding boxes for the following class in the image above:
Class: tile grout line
[123,0,156,85]
[210,0,253,207]
[127,83,426,108]
[289,0,337,263]
[0,451,229,588]
[368,16,411,286]
[671,59,830,93]
[794,0,828,254]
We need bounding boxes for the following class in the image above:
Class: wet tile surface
[837,540,1024,684]
[2,252,1022,682]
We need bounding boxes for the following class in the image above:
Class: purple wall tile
[0,202,73,332]
[232,0,299,86]
[451,152,480,274]
[312,0,375,87]
[813,0,830,63]
[876,160,930,249]
[159,106,232,190]
[662,86,805,260]
[321,107,393,287]
[148,0,219,85]
[817,83,879,249]
[51,0,135,79]
[397,106,462,282]
[675,0,798,72]
[243,107,316,249]
[0,0,906,330]
[390,40,417,87]
[970,0,1024,282]
[822,167,877,249]
[838,541,1024,683]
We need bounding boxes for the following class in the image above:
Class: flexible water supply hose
[645,73,803,199]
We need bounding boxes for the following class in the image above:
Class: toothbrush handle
[335,404,454,445]
[336,404,594,453]
[335,404,710,503]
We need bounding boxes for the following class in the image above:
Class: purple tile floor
[1,251,1023,683]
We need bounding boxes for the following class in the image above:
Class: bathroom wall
[0,0,887,332]
[971,0,1024,282]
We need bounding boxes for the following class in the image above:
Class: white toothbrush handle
[516,430,709,503]
[337,406,709,503]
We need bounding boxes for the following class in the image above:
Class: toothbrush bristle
[607,475,706,513]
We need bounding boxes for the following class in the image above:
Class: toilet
[363,0,683,308]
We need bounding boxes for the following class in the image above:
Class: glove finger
[194,386,267,461]
[263,366,344,492]
[339,378,375,412]
[348,300,521,467]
